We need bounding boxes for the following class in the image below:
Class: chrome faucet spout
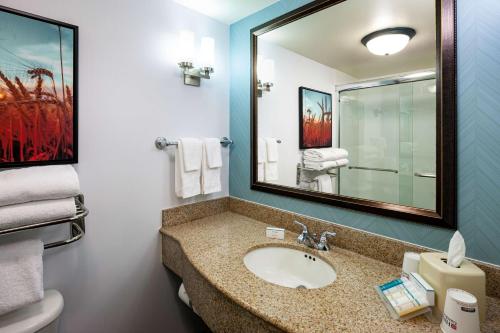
[293,221,336,251]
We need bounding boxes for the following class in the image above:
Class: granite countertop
[160,212,500,333]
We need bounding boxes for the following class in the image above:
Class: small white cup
[440,288,480,333]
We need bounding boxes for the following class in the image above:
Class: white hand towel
[257,138,266,181]
[0,198,76,231]
[0,165,80,207]
[303,160,338,170]
[180,138,203,172]
[303,148,348,162]
[264,162,278,181]
[265,138,279,162]
[0,239,44,316]
[175,141,201,199]
[335,158,349,167]
[201,138,222,195]
[203,138,222,168]
[315,174,333,193]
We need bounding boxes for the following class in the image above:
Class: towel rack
[155,136,234,150]
[0,194,88,249]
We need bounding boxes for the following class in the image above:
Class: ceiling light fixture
[361,27,416,56]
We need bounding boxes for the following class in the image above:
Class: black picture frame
[298,86,333,150]
[250,0,457,229]
[0,5,79,168]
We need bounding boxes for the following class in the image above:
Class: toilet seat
[0,290,64,333]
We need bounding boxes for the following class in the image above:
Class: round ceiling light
[361,27,416,56]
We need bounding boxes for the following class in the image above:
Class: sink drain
[296,285,307,290]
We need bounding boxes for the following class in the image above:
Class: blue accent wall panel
[229,0,500,265]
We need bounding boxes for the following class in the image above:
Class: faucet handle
[293,221,308,243]
[293,220,308,233]
[318,231,336,251]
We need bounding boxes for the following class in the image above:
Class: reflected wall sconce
[178,30,215,86]
[257,55,275,97]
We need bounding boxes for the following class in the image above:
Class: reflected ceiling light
[361,27,416,56]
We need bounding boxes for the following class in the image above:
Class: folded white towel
[335,158,349,167]
[304,160,338,170]
[315,174,333,193]
[0,239,44,316]
[175,140,202,199]
[0,165,80,207]
[201,138,222,195]
[265,138,279,162]
[257,138,266,181]
[0,198,76,231]
[180,138,203,172]
[303,148,348,162]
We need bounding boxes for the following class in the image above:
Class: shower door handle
[414,172,436,178]
[348,166,398,173]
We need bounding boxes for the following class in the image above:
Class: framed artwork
[299,86,332,149]
[0,5,78,167]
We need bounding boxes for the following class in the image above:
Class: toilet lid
[0,290,64,333]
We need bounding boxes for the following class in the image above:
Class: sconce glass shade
[178,30,195,63]
[200,37,215,69]
[261,58,275,83]
[361,27,416,56]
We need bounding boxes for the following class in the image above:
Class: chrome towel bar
[155,136,234,150]
[0,194,88,249]
[348,166,399,174]
[414,172,436,178]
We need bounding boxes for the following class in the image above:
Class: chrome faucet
[293,221,336,251]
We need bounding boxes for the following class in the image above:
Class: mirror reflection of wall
[256,0,437,211]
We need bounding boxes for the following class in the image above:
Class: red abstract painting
[299,87,333,149]
[0,6,78,167]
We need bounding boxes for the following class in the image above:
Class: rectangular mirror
[251,0,456,228]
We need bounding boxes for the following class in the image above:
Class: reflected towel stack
[303,148,349,170]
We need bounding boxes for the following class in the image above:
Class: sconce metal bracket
[257,80,273,97]
[179,62,214,87]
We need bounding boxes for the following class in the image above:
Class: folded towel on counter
[303,148,348,162]
[0,198,76,231]
[315,174,333,193]
[0,165,80,207]
[304,158,349,170]
[265,138,279,162]
[0,239,44,316]
[175,139,202,199]
[257,138,266,181]
[201,138,222,195]
[180,138,203,172]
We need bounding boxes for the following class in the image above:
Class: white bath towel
[335,158,349,167]
[315,175,333,193]
[180,138,203,172]
[201,138,222,195]
[0,198,76,231]
[257,138,266,182]
[175,139,202,199]
[303,160,338,171]
[265,138,279,162]
[0,239,44,316]
[303,148,348,162]
[0,165,80,207]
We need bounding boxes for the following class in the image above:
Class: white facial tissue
[447,231,466,268]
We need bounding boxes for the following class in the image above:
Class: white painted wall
[0,0,229,332]
[257,40,355,188]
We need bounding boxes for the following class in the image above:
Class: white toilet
[0,290,64,333]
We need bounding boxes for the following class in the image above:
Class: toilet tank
[0,290,64,333]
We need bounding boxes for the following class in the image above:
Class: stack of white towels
[175,138,223,199]
[0,165,80,316]
[303,148,349,170]
[257,138,279,182]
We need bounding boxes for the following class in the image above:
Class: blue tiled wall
[229,0,500,265]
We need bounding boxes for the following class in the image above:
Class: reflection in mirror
[256,0,437,211]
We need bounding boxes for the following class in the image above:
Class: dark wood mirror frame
[250,0,457,229]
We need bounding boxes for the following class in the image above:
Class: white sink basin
[243,246,336,289]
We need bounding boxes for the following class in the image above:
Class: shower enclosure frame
[250,0,457,229]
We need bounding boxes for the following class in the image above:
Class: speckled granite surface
[160,212,500,333]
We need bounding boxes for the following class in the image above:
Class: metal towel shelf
[0,194,88,249]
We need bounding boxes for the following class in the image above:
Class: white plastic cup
[440,288,480,333]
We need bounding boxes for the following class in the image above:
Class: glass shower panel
[412,79,436,210]
[338,85,400,204]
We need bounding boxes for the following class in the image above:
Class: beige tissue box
[419,252,486,322]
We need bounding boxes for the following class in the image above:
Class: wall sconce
[178,31,215,87]
[257,55,274,97]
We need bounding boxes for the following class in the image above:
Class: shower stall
[338,77,436,210]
